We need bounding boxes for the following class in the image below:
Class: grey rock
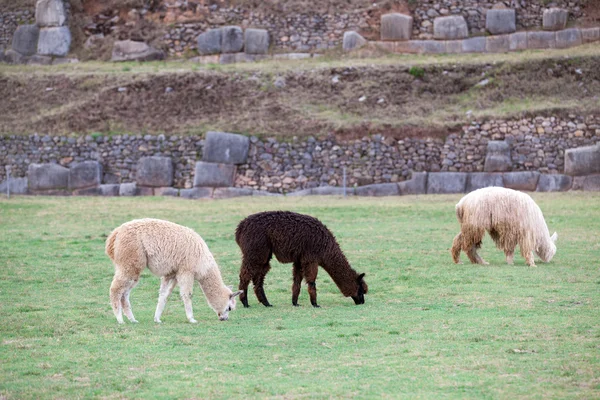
[194,162,236,187]
[37,26,71,56]
[398,172,427,195]
[527,31,556,49]
[252,190,284,196]
[410,40,446,54]
[245,28,269,54]
[556,28,582,49]
[219,52,269,64]
[69,161,102,189]
[355,183,399,196]
[180,187,213,199]
[11,24,39,56]
[288,186,347,196]
[445,40,463,54]
[4,49,26,64]
[582,175,600,191]
[581,27,600,43]
[213,187,253,198]
[543,8,568,31]
[486,34,510,53]
[434,16,469,40]
[197,28,222,55]
[272,53,311,60]
[461,36,487,53]
[536,174,572,192]
[72,187,101,196]
[381,13,413,41]
[502,171,540,191]
[509,32,528,51]
[36,0,66,27]
[138,186,154,196]
[221,26,244,53]
[119,182,138,196]
[286,188,314,196]
[52,57,79,65]
[343,31,367,52]
[466,173,504,192]
[111,40,164,62]
[99,184,120,196]
[427,172,468,194]
[202,131,250,164]
[154,187,179,197]
[484,141,512,172]
[136,156,173,187]
[564,144,600,176]
[486,9,516,35]
[27,54,53,65]
[28,163,69,190]
[0,177,28,195]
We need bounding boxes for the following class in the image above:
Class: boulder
[427,172,468,194]
[409,40,446,54]
[119,182,138,196]
[69,161,103,189]
[582,175,600,191]
[466,173,504,192]
[445,40,463,54]
[245,29,269,54]
[380,13,413,41]
[527,31,556,49]
[221,26,244,53]
[461,37,487,53]
[219,52,270,64]
[502,171,540,191]
[486,9,516,35]
[136,156,173,187]
[0,177,28,195]
[556,28,582,49]
[564,144,600,176]
[27,55,53,65]
[4,49,26,64]
[213,187,253,199]
[486,35,510,53]
[111,40,164,62]
[202,131,250,164]
[398,172,427,195]
[36,0,67,27]
[11,24,39,56]
[99,184,120,196]
[581,27,600,43]
[536,174,572,192]
[194,162,236,187]
[355,183,399,196]
[37,26,71,56]
[434,16,469,40]
[138,186,154,196]
[484,141,512,172]
[180,187,213,199]
[72,187,101,196]
[509,32,528,51]
[343,31,367,51]
[154,187,179,197]
[543,8,568,31]
[197,29,222,55]
[28,163,69,191]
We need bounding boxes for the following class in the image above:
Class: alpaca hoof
[189,319,198,324]
[293,303,300,307]
[243,304,250,308]
[264,304,273,307]
[154,319,162,324]
[312,304,321,308]
[130,320,139,324]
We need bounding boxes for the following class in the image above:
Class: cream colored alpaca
[451,187,557,267]
[106,218,242,323]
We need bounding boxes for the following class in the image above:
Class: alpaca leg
[253,268,272,307]
[238,263,253,308]
[291,261,303,306]
[303,264,320,308]
[121,279,139,323]
[154,276,177,323]
[178,273,197,323]
[464,228,488,265]
[110,273,130,324]
[451,233,463,264]
[505,248,515,265]
[519,242,536,267]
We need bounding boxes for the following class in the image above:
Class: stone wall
[1,114,599,193]
[0,10,35,47]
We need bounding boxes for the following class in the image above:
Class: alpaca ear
[551,232,558,243]
[230,290,243,299]
[358,273,365,281]
[227,285,233,290]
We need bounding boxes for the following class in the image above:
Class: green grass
[0,194,599,399]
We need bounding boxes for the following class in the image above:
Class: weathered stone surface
[36,0,66,27]
[433,16,469,40]
[72,187,101,196]
[355,183,399,196]
[213,187,253,198]
[582,175,600,191]
[12,24,39,56]
[536,174,572,192]
[189,55,221,64]
[119,182,138,196]
[509,32,528,51]
[486,34,510,53]
[219,52,269,64]
[272,53,312,60]
[4,49,26,64]
[111,40,164,62]
[410,40,446,54]
[381,13,413,41]
[502,171,540,191]
[252,190,284,196]
[427,172,468,194]
[543,8,568,31]
[28,163,69,190]
[154,187,179,196]
[221,26,244,53]
[581,27,600,43]
[486,9,516,35]
[288,186,346,196]
[484,141,512,172]
[461,37,487,53]
[69,161,102,189]
[27,54,53,65]
[52,57,79,65]
[343,31,367,51]
[138,186,154,196]
[0,177,28,195]
[99,184,120,196]
[398,172,427,195]
[564,144,600,176]
[556,28,582,49]
[197,28,222,55]
[527,31,556,49]
[37,27,71,56]
[180,187,213,199]
[466,173,504,192]
[136,156,173,187]
[194,162,236,187]
[202,131,250,164]
[445,40,463,54]
[245,28,269,54]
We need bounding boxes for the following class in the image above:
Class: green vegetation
[1,194,599,399]
[409,66,425,79]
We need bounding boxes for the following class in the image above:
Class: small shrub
[409,66,425,79]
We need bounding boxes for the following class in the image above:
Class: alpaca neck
[321,246,358,297]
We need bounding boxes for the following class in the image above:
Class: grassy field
[0,193,599,399]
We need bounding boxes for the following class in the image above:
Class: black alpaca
[235,211,368,308]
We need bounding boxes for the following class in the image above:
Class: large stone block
[398,172,427,195]
[119,182,138,196]
[69,161,102,189]
[213,187,253,199]
[197,29,222,55]
[4,49,26,64]
[111,40,164,62]
[154,187,179,197]
[582,175,600,191]
[36,0,66,27]
[502,171,540,191]
[556,28,582,49]
[445,40,463,54]
[581,27,600,43]
[543,8,568,31]
[461,37,487,53]
[136,156,173,187]
[287,186,346,196]
[12,24,39,56]
[180,187,213,199]
[410,40,446,54]
[27,54,53,65]
[194,162,236,187]
[427,172,468,194]
[509,32,528,51]
[486,35,510,53]
[564,144,600,176]
[221,26,244,53]
[466,173,504,192]
[484,141,512,172]
[99,184,120,196]
[28,163,69,190]
[0,177,28,195]
[381,13,413,41]
[434,16,469,40]
[536,174,572,192]
[244,28,269,54]
[486,9,516,35]
[202,131,250,164]
[355,183,399,196]
[37,26,71,56]
[219,52,270,64]
[343,31,367,51]
[527,31,556,49]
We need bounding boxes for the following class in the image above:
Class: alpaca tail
[105,228,118,261]
[455,203,464,224]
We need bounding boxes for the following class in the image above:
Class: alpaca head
[537,231,557,263]
[351,273,368,305]
[217,289,243,321]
